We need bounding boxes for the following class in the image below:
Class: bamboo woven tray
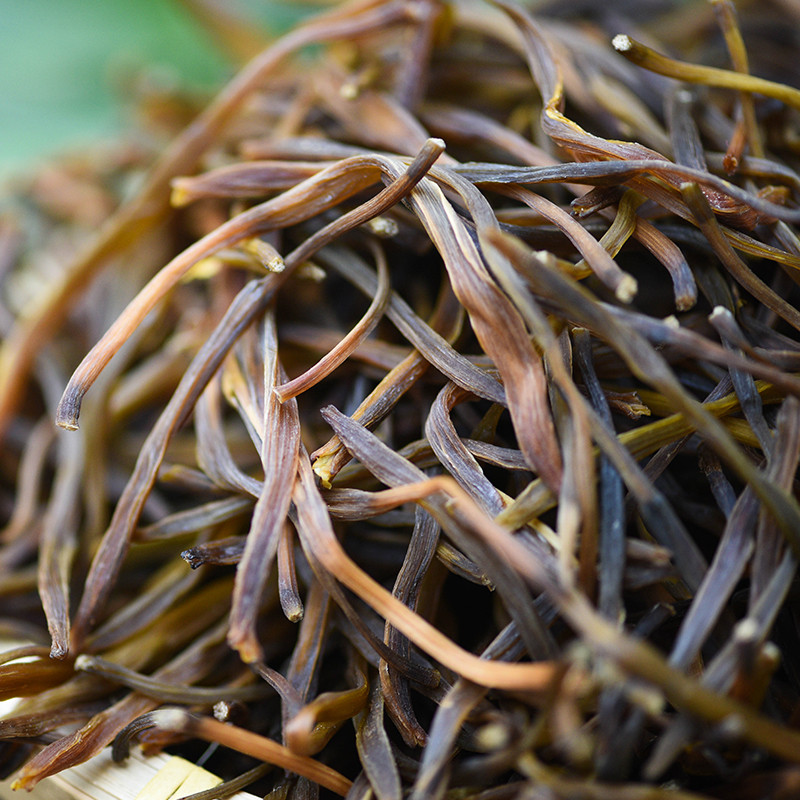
[0,749,258,800]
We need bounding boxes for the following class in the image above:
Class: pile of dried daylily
[4,0,800,797]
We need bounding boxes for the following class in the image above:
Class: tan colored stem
[151,709,353,796]
[613,33,800,110]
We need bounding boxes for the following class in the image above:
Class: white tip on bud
[367,216,399,238]
[266,255,285,273]
[149,708,191,732]
[612,34,633,52]
[662,315,680,329]
[734,618,758,643]
[708,305,733,323]
[616,274,638,303]
[73,654,93,671]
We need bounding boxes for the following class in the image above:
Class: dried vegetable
[3,0,800,797]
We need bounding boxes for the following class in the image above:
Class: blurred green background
[0,0,320,177]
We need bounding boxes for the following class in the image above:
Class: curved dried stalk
[274,240,392,402]
[140,708,353,796]
[294,449,561,692]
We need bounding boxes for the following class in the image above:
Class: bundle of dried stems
[3,0,800,797]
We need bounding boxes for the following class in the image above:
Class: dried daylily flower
[4,1,800,798]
